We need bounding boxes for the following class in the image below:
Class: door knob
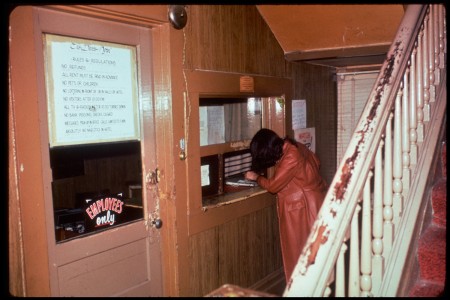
[152,218,163,229]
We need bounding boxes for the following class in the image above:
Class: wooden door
[32,7,163,296]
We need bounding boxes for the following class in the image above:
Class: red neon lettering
[116,200,123,214]
[96,199,104,212]
[104,198,112,210]
[90,202,99,216]
[111,198,117,211]
[86,207,94,219]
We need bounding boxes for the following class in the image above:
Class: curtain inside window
[336,71,379,167]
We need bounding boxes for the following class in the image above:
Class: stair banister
[379,44,446,298]
[284,5,428,296]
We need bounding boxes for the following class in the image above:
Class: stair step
[417,225,446,284]
[409,280,445,297]
[431,179,447,228]
[410,139,447,297]
[441,141,446,178]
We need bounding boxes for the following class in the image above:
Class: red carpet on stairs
[409,141,446,297]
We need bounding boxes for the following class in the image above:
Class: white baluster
[360,172,373,297]
[335,242,348,297]
[372,142,384,293]
[442,5,446,63]
[349,204,361,296]
[438,5,445,69]
[428,6,436,102]
[433,5,441,83]
[402,70,411,196]
[323,286,332,297]
[394,85,404,225]
[422,12,430,122]
[443,5,447,56]
[409,45,418,166]
[384,111,394,251]
[324,272,334,297]
[416,27,424,143]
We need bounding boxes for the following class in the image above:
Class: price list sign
[44,34,140,147]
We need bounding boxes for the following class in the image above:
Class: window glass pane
[336,72,379,166]
[51,141,143,242]
[199,97,263,207]
[199,97,262,146]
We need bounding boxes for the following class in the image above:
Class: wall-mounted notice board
[44,34,140,147]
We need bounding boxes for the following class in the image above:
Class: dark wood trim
[285,44,390,62]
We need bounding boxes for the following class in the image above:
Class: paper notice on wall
[199,106,208,146]
[240,76,254,92]
[199,106,225,146]
[207,106,225,144]
[44,34,140,147]
[201,165,210,187]
[294,127,315,153]
[292,99,306,130]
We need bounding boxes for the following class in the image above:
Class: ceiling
[257,5,405,68]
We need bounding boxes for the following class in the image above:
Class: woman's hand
[245,171,259,181]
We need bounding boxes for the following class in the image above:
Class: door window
[43,34,144,242]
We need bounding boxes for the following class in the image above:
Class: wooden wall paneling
[189,227,220,296]
[52,178,75,208]
[242,7,288,77]
[57,239,149,296]
[261,206,283,279]
[291,62,337,185]
[185,5,289,77]
[188,204,282,296]
[260,205,283,275]
[218,217,241,287]
[238,210,257,286]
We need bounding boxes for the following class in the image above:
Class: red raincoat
[256,141,327,282]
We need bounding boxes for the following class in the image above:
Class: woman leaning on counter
[245,128,328,282]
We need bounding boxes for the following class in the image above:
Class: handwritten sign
[199,106,225,146]
[201,165,210,186]
[44,34,140,147]
[292,99,307,130]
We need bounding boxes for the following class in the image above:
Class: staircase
[409,137,447,297]
[207,5,446,297]
[283,4,446,297]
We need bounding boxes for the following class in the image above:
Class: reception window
[186,70,288,233]
[199,97,266,207]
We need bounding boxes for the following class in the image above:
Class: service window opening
[199,97,264,207]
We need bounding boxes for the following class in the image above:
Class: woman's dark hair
[250,128,296,172]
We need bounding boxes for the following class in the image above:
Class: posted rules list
[46,36,139,146]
